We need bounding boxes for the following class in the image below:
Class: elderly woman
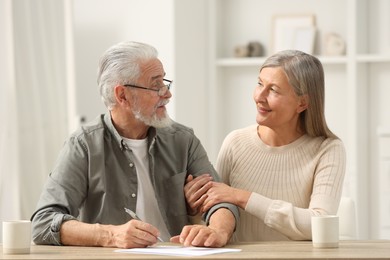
[185,50,346,242]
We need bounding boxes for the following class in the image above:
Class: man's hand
[107,219,161,248]
[184,174,213,215]
[170,208,235,248]
[170,224,229,248]
[60,219,161,248]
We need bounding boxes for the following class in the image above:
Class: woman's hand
[184,174,213,216]
[201,182,251,212]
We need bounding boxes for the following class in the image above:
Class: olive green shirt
[31,113,238,245]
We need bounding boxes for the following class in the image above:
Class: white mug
[2,220,32,254]
[311,215,339,248]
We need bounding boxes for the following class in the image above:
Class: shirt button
[131,193,136,198]
[129,163,134,167]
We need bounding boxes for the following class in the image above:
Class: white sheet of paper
[115,245,241,257]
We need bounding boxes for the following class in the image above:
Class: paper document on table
[115,245,241,257]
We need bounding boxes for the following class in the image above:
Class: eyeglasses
[124,79,172,97]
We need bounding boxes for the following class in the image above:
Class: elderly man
[31,41,238,248]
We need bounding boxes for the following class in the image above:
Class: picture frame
[272,14,316,54]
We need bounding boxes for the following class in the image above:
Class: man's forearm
[208,208,235,242]
[60,220,113,247]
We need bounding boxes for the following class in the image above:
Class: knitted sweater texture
[216,125,346,241]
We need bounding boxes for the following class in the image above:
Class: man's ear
[297,94,309,113]
[114,85,128,105]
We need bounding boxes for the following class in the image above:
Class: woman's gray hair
[260,50,337,139]
[97,41,158,110]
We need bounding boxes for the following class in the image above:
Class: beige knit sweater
[216,125,346,241]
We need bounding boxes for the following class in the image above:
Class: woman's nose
[254,87,267,102]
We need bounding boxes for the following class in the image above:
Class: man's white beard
[132,99,173,128]
[134,109,173,128]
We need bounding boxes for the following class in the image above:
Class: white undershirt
[122,137,171,241]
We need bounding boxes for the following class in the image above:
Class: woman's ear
[297,94,309,113]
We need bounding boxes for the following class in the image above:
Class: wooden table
[1,240,390,259]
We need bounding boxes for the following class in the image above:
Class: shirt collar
[103,112,157,151]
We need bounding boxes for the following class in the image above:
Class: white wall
[173,0,211,158]
[0,0,19,226]
[0,0,70,241]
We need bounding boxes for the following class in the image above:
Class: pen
[124,207,164,242]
